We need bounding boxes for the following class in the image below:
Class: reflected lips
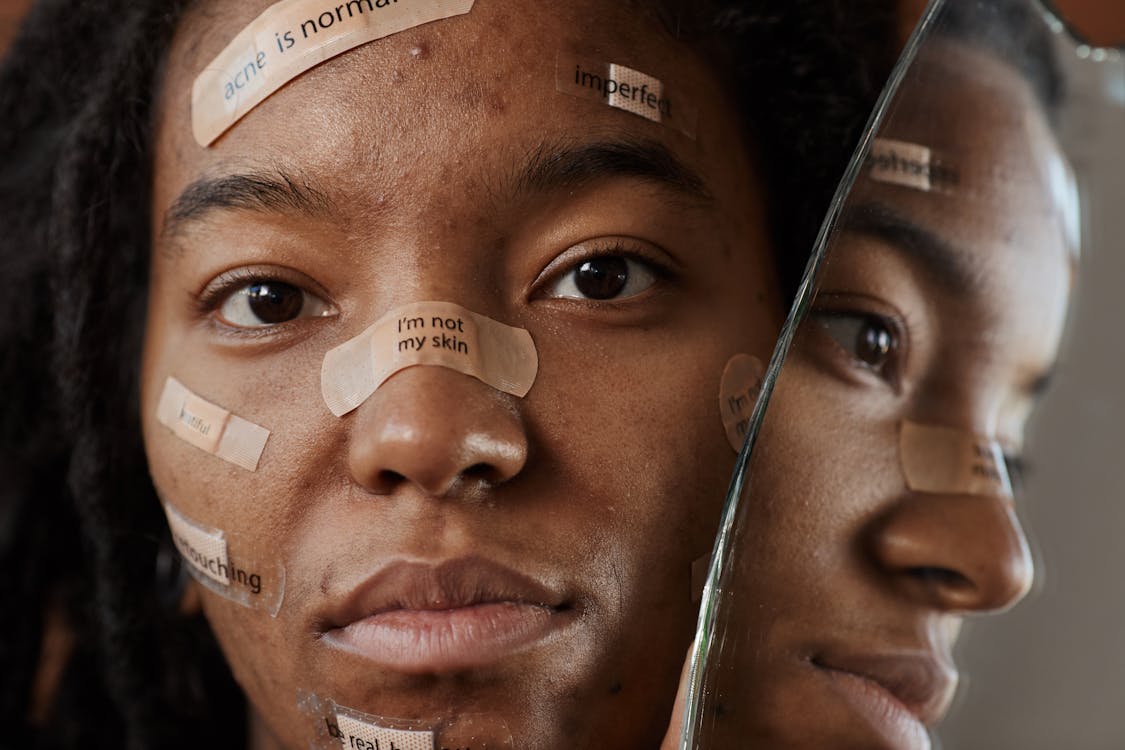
[322,557,572,673]
[813,651,956,749]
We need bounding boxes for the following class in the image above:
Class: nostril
[464,462,500,484]
[909,566,973,591]
[375,469,406,491]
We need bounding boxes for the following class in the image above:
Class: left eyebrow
[162,168,335,240]
[512,139,713,204]
[841,201,981,296]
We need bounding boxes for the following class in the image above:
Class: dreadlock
[0,1,896,747]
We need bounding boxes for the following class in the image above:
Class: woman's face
[706,43,1072,748]
[142,1,780,747]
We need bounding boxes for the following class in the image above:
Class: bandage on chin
[321,301,538,417]
[156,377,270,470]
[899,420,1013,498]
[192,0,477,146]
[161,501,286,615]
[298,690,514,749]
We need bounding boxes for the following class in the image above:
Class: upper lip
[321,555,569,630]
[812,649,957,726]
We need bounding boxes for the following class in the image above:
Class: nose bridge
[912,365,1009,437]
[868,490,1034,613]
[345,363,529,498]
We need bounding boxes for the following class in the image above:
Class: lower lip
[821,668,932,750]
[325,602,563,673]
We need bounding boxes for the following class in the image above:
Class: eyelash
[195,266,334,335]
[532,239,677,302]
[806,296,908,390]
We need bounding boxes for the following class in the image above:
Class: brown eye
[216,281,332,328]
[546,256,656,301]
[575,257,629,299]
[814,312,899,377]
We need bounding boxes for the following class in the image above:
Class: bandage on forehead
[192,0,476,147]
[321,301,538,417]
[162,501,286,615]
[719,354,764,452]
[299,690,513,749]
[899,421,1013,498]
[156,377,270,471]
[865,137,1080,256]
[555,53,698,139]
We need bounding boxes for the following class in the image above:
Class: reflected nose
[347,366,528,497]
[867,493,1034,613]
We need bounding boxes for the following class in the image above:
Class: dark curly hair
[0,1,896,747]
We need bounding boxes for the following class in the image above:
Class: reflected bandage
[299,690,513,749]
[156,377,271,471]
[899,421,1013,498]
[719,354,765,452]
[192,0,477,146]
[867,138,960,193]
[162,501,286,615]
[321,301,538,417]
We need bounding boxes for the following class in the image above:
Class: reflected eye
[813,311,899,377]
[546,255,658,301]
[216,281,332,328]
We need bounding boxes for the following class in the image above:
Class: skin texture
[141,1,781,748]
[695,40,1072,749]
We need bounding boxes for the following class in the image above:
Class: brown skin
[699,42,1072,748]
[142,1,781,748]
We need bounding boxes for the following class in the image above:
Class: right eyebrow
[161,169,335,240]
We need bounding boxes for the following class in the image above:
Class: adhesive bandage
[162,501,286,615]
[321,301,538,417]
[156,377,270,470]
[719,354,765,452]
[867,138,960,193]
[899,421,1013,498]
[299,691,514,749]
[192,0,476,146]
[556,53,698,139]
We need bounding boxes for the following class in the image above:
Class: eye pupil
[857,319,894,367]
[247,282,303,324]
[574,257,629,300]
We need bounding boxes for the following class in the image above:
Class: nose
[867,492,1034,613]
[346,366,529,497]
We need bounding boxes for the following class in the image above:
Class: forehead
[153,0,745,210]
[851,40,1072,288]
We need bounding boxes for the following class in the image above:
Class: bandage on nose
[321,301,538,417]
[899,420,1013,498]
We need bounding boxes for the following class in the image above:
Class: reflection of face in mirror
[141,1,783,747]
[711,21,1074,750]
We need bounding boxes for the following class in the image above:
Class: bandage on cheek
[321,301,538,417]
[719,354,765,452]
[899,421,1013,498]
[555,53,698,139]
[156,377,270,471]
[192,0,477,146]
[299,691,513,749]
[162,501,286,615]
